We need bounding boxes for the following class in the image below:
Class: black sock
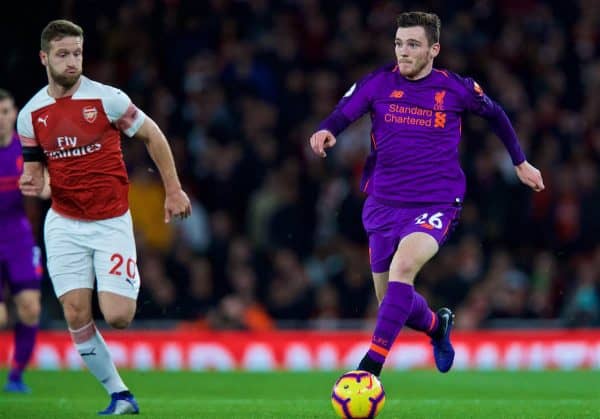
[430,312,444,340]
[116,390,132,397]
[357,354,383,377]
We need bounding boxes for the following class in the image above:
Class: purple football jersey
[0,134,26,219]
[0,134,41,296]
[319,63,525,206]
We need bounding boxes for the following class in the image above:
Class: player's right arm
[38,167,51,199]
[309,130,337,158]
[309,72,376,158]
[19,163,46,197]
[17,107,47,197]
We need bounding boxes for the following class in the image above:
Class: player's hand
[164,189,192,223]
[19,173,45,197]
[309,129,337,158]
[515,161,545,192]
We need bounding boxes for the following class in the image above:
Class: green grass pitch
[0,370,598,418]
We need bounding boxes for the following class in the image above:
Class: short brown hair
[0,88,14,102]
[397,12,441,45]
[41,19,84,52]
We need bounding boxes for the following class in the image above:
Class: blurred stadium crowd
[7,0,600,329]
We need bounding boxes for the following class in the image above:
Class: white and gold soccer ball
[331,370,386,418]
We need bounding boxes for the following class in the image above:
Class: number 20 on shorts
[109,253,137,279]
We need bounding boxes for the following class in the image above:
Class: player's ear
[430,43,440,58]
[39,51,47,66]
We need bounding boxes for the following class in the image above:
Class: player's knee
[62,302,92,329]
[17,299,41,325]
[104,313,133,329]
[0,304,7,329]
[390,259,419,283]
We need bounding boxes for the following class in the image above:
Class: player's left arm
[133,117,192,223]
[460,77,544,192]
[103,86,191,222]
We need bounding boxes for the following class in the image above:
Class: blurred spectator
[136,250,181,319]
[266,248,314,323]
[206,262,274,331]
[561,260,600,327]
[129,165,175,253]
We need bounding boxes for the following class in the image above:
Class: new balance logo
[389,90,404,98]
[80,348,97,357]
[37,115,48,127]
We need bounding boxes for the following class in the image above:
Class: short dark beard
[0,134,12,147]
[399,58,429,80]
[49,67,81,90]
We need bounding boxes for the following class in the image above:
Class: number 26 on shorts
[414,212,444,229]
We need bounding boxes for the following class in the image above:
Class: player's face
[42,36,83,89]
[0,98,17,142]
[394,26,440,80]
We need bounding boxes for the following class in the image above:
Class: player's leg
[60,288,136,414]
[371,270,449,357]
[0,270,7,327]
[404,289,455,372]
[405,291,438,334]
[371,272,388,305]
[45,208,135,414]
[4,290,41,393]
[97,292,136,329]
[92,293,138,414]
[359,232,439,376]
[3,244,42,393]
[93,210,140,329]
[399,205,461,373]
[92,210,140,415]
[0,302,6,327]
[371,269,454,371]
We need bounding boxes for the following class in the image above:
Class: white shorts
[44,208,141,299]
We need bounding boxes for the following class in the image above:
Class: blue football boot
[98,391,140,415]
[3,379,31,393]
[431,307,455,373]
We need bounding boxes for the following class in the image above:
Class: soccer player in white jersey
[17,19,192,415]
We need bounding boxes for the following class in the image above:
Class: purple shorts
[0,243,42,301]
[362,196,461,273]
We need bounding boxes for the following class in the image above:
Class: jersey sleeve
[16,109,38,147]
[101,86,146,137]
[456,75,526,165]
[456,76,497,117]
[336,76,374,121]
[317,72,376,135]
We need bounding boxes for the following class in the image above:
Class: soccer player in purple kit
[0,88,49,393]
[309,12,544,377]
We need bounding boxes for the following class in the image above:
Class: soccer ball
[331,370,386,418]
